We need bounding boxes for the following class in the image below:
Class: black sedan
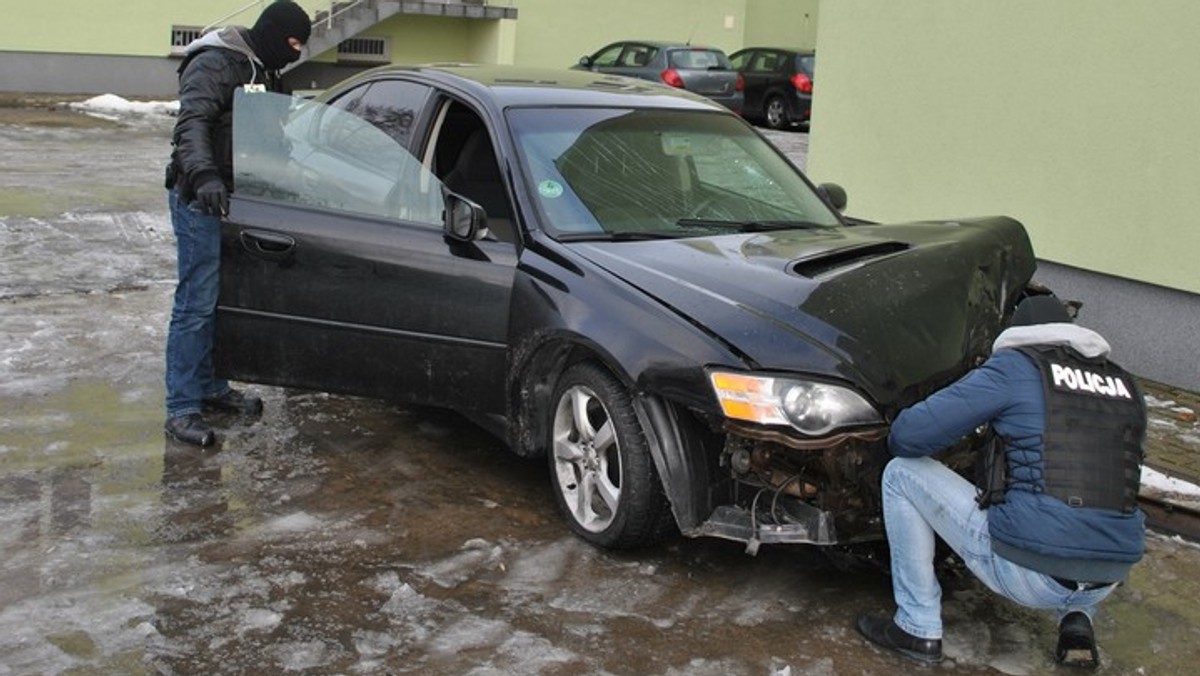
[220,65,1038,556]
[729,47,815,130]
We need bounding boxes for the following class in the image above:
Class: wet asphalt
[2,110,1200,675]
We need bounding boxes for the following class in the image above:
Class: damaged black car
[219,65,1038,556]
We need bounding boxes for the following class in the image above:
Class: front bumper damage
[696,423,891,553]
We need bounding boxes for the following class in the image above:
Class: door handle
[240,229,296,260]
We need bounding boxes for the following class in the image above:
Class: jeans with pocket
[165,189,229,419]
[883,456,1117,639]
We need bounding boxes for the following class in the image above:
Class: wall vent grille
[170,26,204,56]
[338,37,391,64]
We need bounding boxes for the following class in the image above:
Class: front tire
[548,362,673,549]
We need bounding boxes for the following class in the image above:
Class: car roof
[731,47,816,56]
[327,63,725,112]
[606,40,725,50]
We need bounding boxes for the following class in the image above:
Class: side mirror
[578,55,593,68]
[817,182,847,212]
[443,191,488,242]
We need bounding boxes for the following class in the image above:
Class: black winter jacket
[168,27,280,203]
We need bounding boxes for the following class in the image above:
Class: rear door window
[618,45,657,67]
[750,51,784,73]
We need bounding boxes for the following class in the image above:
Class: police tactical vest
[1016,345,1146,514]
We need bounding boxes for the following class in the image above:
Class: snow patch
[1142,466,1200,498]
[67,94,178,118]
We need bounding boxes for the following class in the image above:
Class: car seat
[442,128,514,242]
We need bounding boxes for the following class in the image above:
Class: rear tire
[764,95,788,130]
[547,362,674,549]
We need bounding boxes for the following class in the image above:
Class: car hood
[570,216,1036,413]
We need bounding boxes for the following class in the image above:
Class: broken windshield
[506,107,840,239]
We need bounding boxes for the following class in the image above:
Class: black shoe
[202,388,263,416]
[1056,612,1099,669]
[856,614,943,665]
[165,413,216,447]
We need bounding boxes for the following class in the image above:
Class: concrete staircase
[301,0,517,66]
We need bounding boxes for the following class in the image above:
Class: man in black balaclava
[163,1,312,446]
[248,0,315,70]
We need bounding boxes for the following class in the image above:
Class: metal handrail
[202,1,268,33]
[201,1,369,34]
[321,0,366,30]
[198,1,511,45]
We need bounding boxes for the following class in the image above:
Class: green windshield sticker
[538,179,564,198]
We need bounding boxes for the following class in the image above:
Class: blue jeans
[883,456,1117,640]
[165,189,229,419]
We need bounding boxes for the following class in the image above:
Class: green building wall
[808,0,1200,296]
[1,1,326,57]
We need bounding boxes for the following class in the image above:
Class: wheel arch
[508,330,724,536]
[507,331,630,459]
[632,392,725,536]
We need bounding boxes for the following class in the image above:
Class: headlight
[708,371,883,436]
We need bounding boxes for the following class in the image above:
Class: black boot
[203,388,263,415]
[1056,612,1099,669]
[165,413,216,447]
[856,614,943,664]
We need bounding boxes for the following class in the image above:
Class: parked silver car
[574,40,744,114]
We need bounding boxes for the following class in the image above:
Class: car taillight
[660,68,685,88]
[736,73,744,91]
[791,72,813,94]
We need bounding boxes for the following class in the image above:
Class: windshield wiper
[676,218,829,232]
[557,230,681,242]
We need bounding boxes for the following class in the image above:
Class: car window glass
[232,89,443,226]
[507,107,839,237]
[591,44,624,67]
[728,51,750,70]
[619,45,655,67]
[340,79,431,148]
[669,49,728,70]
[326,86,366,113]
[798,54,816,76]
[751,52,783,73]
[430,99,516,243]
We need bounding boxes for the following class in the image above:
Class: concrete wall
[0,52,180,97]
[1035,262,1200,390]
[808,0,1200,389]
[0,1,322,57]
[808,0,1200,296]
[743,0,819,50]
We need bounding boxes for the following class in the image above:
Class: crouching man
[856,295,1147,669]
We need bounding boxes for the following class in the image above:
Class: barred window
[170,25,203,54]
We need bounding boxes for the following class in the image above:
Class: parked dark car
[221,64,1040,558]
[573,40,743,114]
[729,47,815,130]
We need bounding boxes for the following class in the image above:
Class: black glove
[195,178,229,217]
